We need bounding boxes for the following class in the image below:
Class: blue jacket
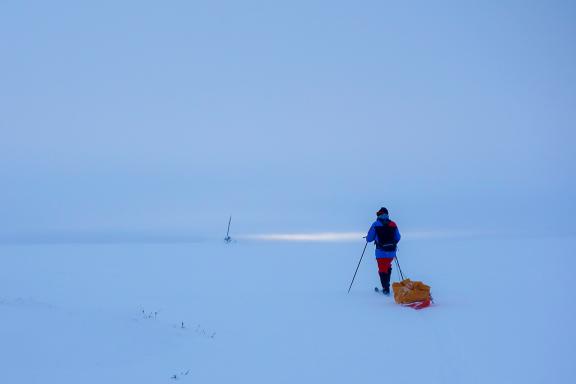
[366,216,401,259]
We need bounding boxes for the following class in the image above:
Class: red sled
[402,299,432,310]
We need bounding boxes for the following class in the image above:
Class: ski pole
[348,242,368,293]
[394,254,405,281]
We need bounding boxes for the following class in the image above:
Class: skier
[366,207,401,295]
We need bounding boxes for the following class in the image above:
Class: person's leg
[377,258,393,293]
[380,269,392,293]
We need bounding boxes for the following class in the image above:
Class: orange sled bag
[392,279,432,310]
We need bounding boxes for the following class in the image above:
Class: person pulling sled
[366,207,401,295]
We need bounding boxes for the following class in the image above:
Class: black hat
[376,207,388,216]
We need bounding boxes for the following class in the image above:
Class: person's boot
[379,270,392,295]
[386,268,393,294]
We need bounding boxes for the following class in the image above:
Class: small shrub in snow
[171,369,190,380]
[175,322,216,339]
[140,309,159,319]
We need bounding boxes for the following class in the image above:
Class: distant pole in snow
[224,216,232,243]
[348,242,368,293]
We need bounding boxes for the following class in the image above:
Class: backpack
[375,220,398,252]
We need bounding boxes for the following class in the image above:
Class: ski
[374,287,390,296]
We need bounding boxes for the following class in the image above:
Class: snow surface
[1,234,575,383]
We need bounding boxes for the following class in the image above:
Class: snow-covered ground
[1,233,575,383]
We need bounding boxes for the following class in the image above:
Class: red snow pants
[377,258,393,273]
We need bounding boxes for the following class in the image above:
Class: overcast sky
[1,1,574,240]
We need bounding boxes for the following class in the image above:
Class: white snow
[1,233,575,383]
